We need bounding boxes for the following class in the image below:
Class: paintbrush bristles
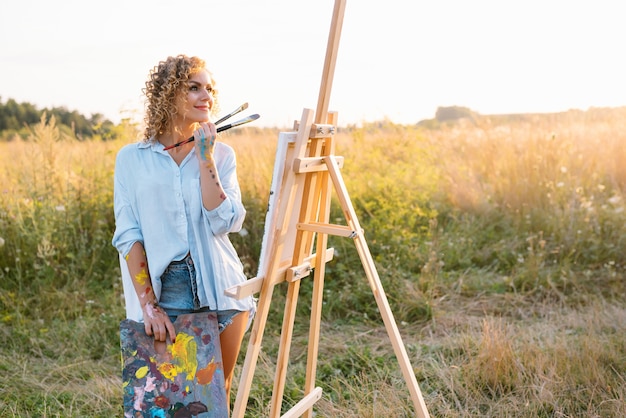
[215,102,249,126]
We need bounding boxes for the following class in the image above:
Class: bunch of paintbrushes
[163,102,259,151]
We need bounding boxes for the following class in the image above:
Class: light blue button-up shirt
[112,139,255,321]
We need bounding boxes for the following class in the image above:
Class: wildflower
[55,205,66,212]
[608,195,621,205]
[238,228,249,237]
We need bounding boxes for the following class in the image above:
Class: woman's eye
[190,85,198,91]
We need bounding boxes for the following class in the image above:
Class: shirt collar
[137,138,165,152]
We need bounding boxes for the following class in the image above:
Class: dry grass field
[0,108,624,417]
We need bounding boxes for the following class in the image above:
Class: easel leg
[303,230,329,418]
[269,279,301,417]
[271,157,328,416]
[303,162,332,418]
[325,156,431,418]
[231,279,276,418]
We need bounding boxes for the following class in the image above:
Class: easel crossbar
[293,156,344,174]
[286,247,334,283]
[296,222,358,238]
[280,387,323,418]
[225,248,335,300]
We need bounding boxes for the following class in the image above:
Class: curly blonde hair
[142,54,220,141]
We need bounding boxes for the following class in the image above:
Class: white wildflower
[608,195,621,205]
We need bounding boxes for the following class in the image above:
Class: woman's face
[178,69,214,124]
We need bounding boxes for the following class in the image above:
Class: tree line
[0,97,134,141]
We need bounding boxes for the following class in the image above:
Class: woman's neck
[156,126,194,148]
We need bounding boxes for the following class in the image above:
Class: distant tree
[44,107,94,139]
[0,97,122,141]
[0,97,40,130]
[435,106,477,122]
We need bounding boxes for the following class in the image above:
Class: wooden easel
[226,1,430,417]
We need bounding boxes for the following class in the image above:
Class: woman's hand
[194,122,218,162]
[142,301,177,342]
[194,121,226,209]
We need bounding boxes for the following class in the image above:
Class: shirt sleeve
[111,146,143,257]
[202,144,246,235]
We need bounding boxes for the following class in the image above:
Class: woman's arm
[126,241,176,342]
[195,123,228,211]
[112,145,175,341]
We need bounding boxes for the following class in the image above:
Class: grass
[0,109,625,417]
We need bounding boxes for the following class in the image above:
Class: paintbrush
[214,102,248,125]
[163,112,260,151]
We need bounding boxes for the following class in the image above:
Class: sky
[1,0,625,128]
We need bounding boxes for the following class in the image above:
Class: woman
[112,54,255,406]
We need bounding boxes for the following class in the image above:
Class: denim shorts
[158,253,243,333]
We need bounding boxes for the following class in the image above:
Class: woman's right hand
[194,122,218,162]
[142,301,177,342]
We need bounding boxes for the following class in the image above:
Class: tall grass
[0,109,625,417]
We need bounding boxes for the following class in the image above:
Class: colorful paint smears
[120,312,227,417]
[134,268,148,286]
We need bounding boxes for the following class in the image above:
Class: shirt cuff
[203,197,234,222]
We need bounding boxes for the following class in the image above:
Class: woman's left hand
[194,122,218,162]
